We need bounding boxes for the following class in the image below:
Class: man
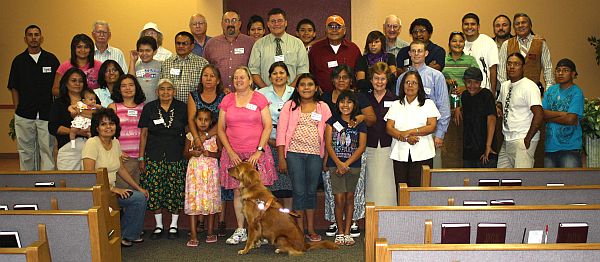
[496,53,543,168]
[492,15,513,50]
[204,11,255,92]
[542,59,584,168]
[92,20,127,73]
[396,41,450,168]
[8,25,59,171]
[462,13,499,95]
[249,8,309,88]
[189,14,211,57]
[396,18,445,74]
[139,22,172,61]
[498,13,554,91]
[160,31,208,102]
[296,18,317,50]
[383,15,409,56]
[308,15,361,93]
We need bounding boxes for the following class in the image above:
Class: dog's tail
[305,240,339,250]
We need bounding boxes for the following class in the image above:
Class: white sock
[154,214,163,230]
[170,214,179,228]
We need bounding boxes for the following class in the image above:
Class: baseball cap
[556,58,577,73]
[141,22,162,34]
[326,15,345,27]
[463,67,483,81]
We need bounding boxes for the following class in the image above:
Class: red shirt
[308,38,361,93]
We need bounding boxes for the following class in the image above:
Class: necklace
[157,106,175,128]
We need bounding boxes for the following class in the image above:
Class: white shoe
[350,222,360,237]
[226,228,247,244]
[326,223,337,237]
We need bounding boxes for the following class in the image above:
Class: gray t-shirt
[134,60,161,102]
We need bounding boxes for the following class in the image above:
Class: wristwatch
[257,146,265,152]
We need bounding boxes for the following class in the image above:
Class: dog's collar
[248,197,300,218]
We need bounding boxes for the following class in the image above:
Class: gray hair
[92,20,110,32]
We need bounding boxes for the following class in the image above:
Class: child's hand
[191,150,203,157]
[201,150,211,157]
[130,50,139,61]
[335,162,348,175]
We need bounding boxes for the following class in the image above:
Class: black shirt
[461,88,497,160]
[366,90,398,148]
[322,90,370,116]
[138,100,188,161]
[48,99,76,149]
[8,49,60,120]
[395,41,446,71]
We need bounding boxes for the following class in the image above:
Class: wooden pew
[0,207,121,262]
[0,224,51,262]
[375,238,600,262]
[0,186,104,210]
[365,203,600,262]
[421,166,600,187]
[397,183,600,206]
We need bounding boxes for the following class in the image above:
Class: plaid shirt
[160,53,208,102]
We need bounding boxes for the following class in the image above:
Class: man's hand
[434,137,444,148]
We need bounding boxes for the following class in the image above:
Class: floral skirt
[185,156,222,215]
[219,147,277,190]
[267,149,292,198]
[141,159,187,213]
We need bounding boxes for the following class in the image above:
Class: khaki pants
[14,114,55,171]
[497,139,539,168]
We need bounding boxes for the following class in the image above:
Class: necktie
[275,38,283,56]
[503,84,514,124]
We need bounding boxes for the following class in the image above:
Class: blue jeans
[463,155,498,168]
[544,150,582,168]
[117,190,147,240]
[286,152,323,210]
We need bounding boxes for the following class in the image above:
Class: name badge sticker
[311,112,322,121]
[327,60,339,68]
[277,101,285,109]
[234,48,245,54]
[333,121,344,132]
[384,101,394,108]
[245,103,258,111]
[42,67,52,73]
[136,69,145,78]
[127,110,138,117]
[424,87,432,95]
[403,59,410,66]
[153,118,165,125]
[274,55,285,62]
[170,68,181,76]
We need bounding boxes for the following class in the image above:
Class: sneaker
[350,222,360,237]
[225,228,247,245]
[217,221,227,237]
[325,223,337,237]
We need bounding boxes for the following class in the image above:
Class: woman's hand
[480,145,497,164]
[112,187,133,199]
[247,151,263,166]
[406,136,420,145]
[139,188,149,200]
[77,127,91,138]
[267,139,277,148]
[139,160,146,174]
[453,107,462,126]
[228,150,243,166]
[348,115,365,128]
[120,152,130,162]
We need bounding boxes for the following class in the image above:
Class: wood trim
[463,178,470,186]
[365,203,376,262]
[50,197,58,210]
[421,165,431,186]
[385,243,600,251]
[424,219,432,244]
[0,104,15,109]
[0,153,18,159]
[372,204,600,211]
[447,198,455,206]
[430,167,600,173]
[398,183,409,206]
[406,185,600,192]
[27,224,51,262]
[375,238,390,262]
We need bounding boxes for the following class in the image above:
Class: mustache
[227,26,235,30]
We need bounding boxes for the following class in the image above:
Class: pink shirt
[219,92,269,152]
[276,100,332,158]
[114,103,144,158]
[57,60,103,89]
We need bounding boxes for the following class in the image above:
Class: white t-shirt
[384,98,440,162]
[465,34,499,90]
[497,77,541,141]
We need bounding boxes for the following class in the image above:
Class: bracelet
[416,128,419,134]
[138,156,144,161]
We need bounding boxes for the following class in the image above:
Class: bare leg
[233,189,244,228]
[206,214,215,235]
[282,197,292,209]
[334,193,346,235]
[189,215,198,241]
[295,210,305,233]
[306,209,317,235]
[344,192,355,235]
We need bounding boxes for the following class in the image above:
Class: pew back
[0,187,101,210]
[0,224,51,262]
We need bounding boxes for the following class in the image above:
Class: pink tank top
[115,103,144,158]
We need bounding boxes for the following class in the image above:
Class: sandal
[150,227,163,240]
[334,234,345,245]
[305,233,322,242]
[344,235,355,246]
[206,234,217,243]
[186,239,199,247]
[168,227,179,239]
[121,239,133,247]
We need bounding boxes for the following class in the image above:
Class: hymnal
[0,232,21,248]
[13,204,38,210]
[0,205,8,210]
[463,200,488,206]
[35,181,55,187]
[476,223,506,244]
[501,179,522,186]
[478,179,500,186]
[546,183,565,187]
[490,199,515,205]
[556,222,588,243]
[441,223,470,244]
[569,203,588,206]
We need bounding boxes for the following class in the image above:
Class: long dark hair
[196,65,224,95]
[90,108,121,139]
[364,30,387,55]
[111,74,146,105]
[398,71,426,106]
[336,90,360,121]
[290,73,321,111]
[69,34,95,68]
[58,68,88,104]
[97,60,125,89]
[330,64,356,91]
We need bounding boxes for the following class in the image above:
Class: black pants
[392,153,433,187]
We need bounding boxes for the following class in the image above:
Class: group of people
[8,7,584,250]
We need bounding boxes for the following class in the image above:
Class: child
[325,90,367,246]
[68,88,99,148]
[129,36,161,102]
[184,108,222,247]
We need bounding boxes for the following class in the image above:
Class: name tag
[327,60,338,68]
[403,59,410,66]
[127,110,138,117]
[424,87,432,95]
[234,48,245,54]
[311,112,322,121]
[333,121,344,132]
[245,103,257,111]
[384,101,394,108]
[136,69,145,78]
[153,118,165,125]
[170,68,181,76]
[274,55,285,62]
[277,101,284,109]
[42,67,52,73]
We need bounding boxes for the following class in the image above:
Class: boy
[129,36,161,101]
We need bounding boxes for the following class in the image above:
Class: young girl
[184,108,222,247]
[356,31,397,87]
[68,88,99,148]
[325,90,367,246]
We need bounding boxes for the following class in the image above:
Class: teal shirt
[442,53,479,87]
[257,85,294,139]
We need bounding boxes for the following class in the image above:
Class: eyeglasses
[223,18,239,24]
[269,19,285,24]
[175,41,191,46]
[410,49,425,54]
[335,75,350,81]
[411,28,427,34]
[327,24,343,31]
[404,80,418,86]
[385,24,400,30]
[94,31,109,35]
[190,22,206,27]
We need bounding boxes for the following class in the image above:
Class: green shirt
[442,53,479,87]
[248,33,309,85]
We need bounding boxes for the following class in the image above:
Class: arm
[524,105,544,149]
[489,64,498,96]
[357,106,377,127]
[252,74,268,88]
[540,41,554,87]
[433,75,451,139]
[128,50,138,77]
[543,110,578,125]
[82,158,131,198]
[117,165,148,198]
[480,114,498,162]
[356,71,366,81]
[10,89,18,110]
[187,94,202,148]
[183,136,202,160]
[217,110,241,165]
[247,106,273,165]
[138,128,148,172]
[52,72,63,97]
[344,132,367,167]
[497,41,508,83]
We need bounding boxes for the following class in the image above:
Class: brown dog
[228,162,338,255]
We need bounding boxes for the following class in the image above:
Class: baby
[68,88,99,148]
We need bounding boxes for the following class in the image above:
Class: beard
[226,26,236,36]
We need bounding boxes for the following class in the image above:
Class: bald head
[189,13,207,37]
[383,14,402,41]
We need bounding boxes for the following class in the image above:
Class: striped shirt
[94,45,128,74]
[442,53,479,87]
[114,103,144,158]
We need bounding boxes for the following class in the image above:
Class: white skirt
[365,146,397,206]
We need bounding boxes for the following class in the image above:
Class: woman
[95,60,125,107]
[442,32,479,88]
[138,79,188,240]
[365,62,398,206]
[322,64,376,238]
[247,15,266,40]
[276,73,331,242]
[384,71,440,187]
[257,62,294,209]
[108,74,146,188]
[217,66,276,245]
[82,107,149,247]
[140,22,173,61]
[355,31,397,92]
[49,68,94,170]
[53,34,102,96]
[186,64,226,236]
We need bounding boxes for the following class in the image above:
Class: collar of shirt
[266,32,289,43]
[264,85,294,98]
[95,45,112,54]
[403,96,420,106]
[174,54,192,62]
[518,34,533,44]
[510,77,527,86]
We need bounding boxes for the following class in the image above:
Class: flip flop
[186,239,199,247]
